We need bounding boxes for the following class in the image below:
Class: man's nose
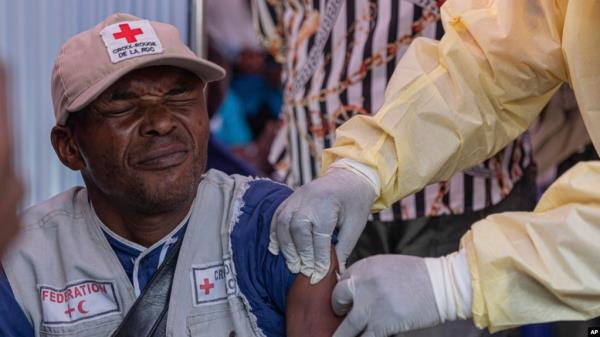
[139,105,176,137]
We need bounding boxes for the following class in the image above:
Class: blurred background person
[204,37,258,177]
[0,64,23,258]
[206,0,283,176]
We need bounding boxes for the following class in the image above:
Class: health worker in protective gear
[268,0,600,336]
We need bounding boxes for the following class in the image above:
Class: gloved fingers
[268,203,288,255]
[310,231,332,284]
[273,205,302,274]
[331,277,355,316]
[309,202,339,283]
[332,307,368,337]
[335,217,367,273]
[358,331,376,337]
[289,215,315,277]
[334,244,349,275]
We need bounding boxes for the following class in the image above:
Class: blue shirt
[0,179,294,337]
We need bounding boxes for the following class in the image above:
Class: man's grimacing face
[66,66,209,214]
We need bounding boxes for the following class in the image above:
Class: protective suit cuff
[424,256,456,322]
[424,249,473,323]
[329,159,380,198]
[451,249,473,319]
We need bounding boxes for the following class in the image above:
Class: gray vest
[3,170,266,337]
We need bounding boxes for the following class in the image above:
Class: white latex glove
[332,250,473,337]
[269,164,378,284]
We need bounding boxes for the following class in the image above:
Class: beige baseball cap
[51,13,225,125]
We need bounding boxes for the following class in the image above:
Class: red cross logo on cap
[113,23,144,43]
[100,20,163,63]
[199,278,215,295]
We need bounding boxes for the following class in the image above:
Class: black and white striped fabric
[254,0,532,221]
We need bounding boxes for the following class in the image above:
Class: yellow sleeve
[461,161,600,331]
[321,0,569,210]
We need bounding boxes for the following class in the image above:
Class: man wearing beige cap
[0,13,339,337]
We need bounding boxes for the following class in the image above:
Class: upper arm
[232,180,341,336]
[231,180,296,336]
[286,250,342,337]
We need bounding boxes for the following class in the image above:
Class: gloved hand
[332,251,473,337]
[269,165,378,284]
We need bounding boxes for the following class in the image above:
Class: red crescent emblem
[77,300,89,314]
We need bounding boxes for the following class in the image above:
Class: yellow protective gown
[321,0,600,332]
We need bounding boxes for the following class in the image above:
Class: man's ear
[51,125,84,171]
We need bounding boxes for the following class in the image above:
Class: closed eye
[166,83,198,106]
[106,106,135,116]
[167,84,190,96]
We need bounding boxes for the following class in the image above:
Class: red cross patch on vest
[191,259,237,306]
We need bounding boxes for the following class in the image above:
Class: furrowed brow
[110,89,138,101]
